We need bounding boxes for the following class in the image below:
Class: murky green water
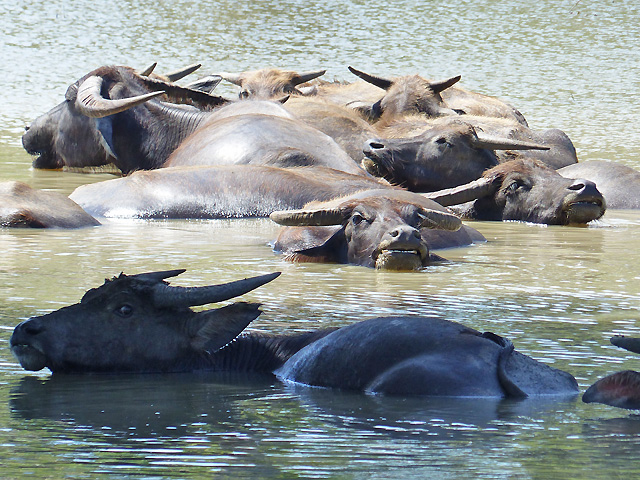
[2,0,640,478]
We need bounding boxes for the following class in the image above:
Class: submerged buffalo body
[10,270,578,398]
[426,159,606,225]
[0,181,99,228]
[559,160,640,209]
[270,189,483,270]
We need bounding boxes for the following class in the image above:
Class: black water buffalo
[68,165,393,219]
[215,67,326,99]
[270,189,482,270]
[362,123,550,191]
[583,336,640,410]
[22,65,228,172]
[425,159,606,225]
[10,269,579,399]
[559,160,640,209]
[0,181,99,228]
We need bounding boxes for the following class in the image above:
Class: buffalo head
[362,123,550,192]
[22,65,226,172]
[217,68,326,99]
[270,189,462,270]
[426,159,606,225]
[10,270,280,373]
[348,66,462,121]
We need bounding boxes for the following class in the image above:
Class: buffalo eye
[239,90,250,99]
[506,179,528,195]
[351,213,366,226]
[435,137,452,148]
[114,304,133,318]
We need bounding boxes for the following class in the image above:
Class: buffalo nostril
[23,323,44,336]
[568,182,585,191]
[24,125,30,132]
[368,141,385,150]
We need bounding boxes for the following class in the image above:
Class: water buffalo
[379,115,577,170]
[68,165,393,219]
[348,67,528,125]
[215,67,326,99]
[583,336,640,410]
[270,189,482,270]
[559,160,640,209]
[10,269,579,399]
[425,159,606,225]
[362,122,550,191]
[348,66,462,122]
[22,65,228,172]
[0,181,100,228]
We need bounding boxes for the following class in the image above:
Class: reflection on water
[2,0,640,478]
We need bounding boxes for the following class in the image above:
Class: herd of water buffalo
[6,62,640,410]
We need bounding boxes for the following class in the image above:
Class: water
[1,0,640,478]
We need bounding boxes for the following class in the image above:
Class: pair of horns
[138,62,202,82]
[270,203,461,232]
[218,69,326,86]
[128,269,280,308]
[348,66,461,94]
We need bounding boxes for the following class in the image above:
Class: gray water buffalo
[270,189,482,270]
[380,115,577,170]
[10,269,579,399]
[0,181,99,228]
[362,123,550,191]
[583,336,640,410]
[425,159,606,225]
[559,160,640,209]
[68,165,393,219]
[22,65,228,172]
[215,67,326,99]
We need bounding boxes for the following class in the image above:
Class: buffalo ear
[190,302,262,353]
[284,228,348,264]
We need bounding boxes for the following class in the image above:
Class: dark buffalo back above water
[277,316,579,397]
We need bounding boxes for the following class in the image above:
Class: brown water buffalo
[379,115,577,170]
[425,159,606,225]
[10,269,579,399]
[270,189,482,270]
[68,165,393,219]
[348,66,462,122]
[22,65,228,172]
[215,67,326,99]
[361,123,549,191]
[559,160,640,209]
[0,181,99,228]
[583,336,640,410]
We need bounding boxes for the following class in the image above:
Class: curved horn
[430,75,462,94]
[293,70,326,85]
[474,133,550,151]
[270,208,345,226]
[422,177,496,207]
[153,272,281,308]
[76,76,164,118]
[611,336,640,355]
[418,208,462,231]
[165,63,202,82]
[217,72,244,86]
[348,66,393,90]
[183,75,222,93]
[138,63,157,77]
